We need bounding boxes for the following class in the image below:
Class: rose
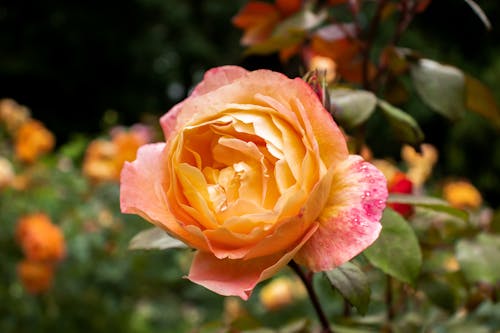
[120,66,387,299]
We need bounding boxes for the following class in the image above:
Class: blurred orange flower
[17,260,54,295]
[443,180,482,210]
[83,125,152,182]
[14,119,55,163]
[16,213,66,262]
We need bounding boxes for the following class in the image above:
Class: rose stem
[288,260,333,333]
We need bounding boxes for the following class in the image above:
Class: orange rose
[14,119,55,163]
[120,66,387,299]
[16,213,66,262]
[17,260,54,294]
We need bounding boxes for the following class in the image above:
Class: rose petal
[187,224,318,300]
[160,66,249,136]
[120,143,208,250]
[294,155,387,272]
[292,77,349,167]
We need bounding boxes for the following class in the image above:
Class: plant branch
[362,0,389,90]
[289,260,333,333]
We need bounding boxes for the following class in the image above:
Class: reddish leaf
[310,24,373,83]
[279,42,301,63]
[232,2,281,46]
[416,0,433,13]
[275,0,302,17]
[338,58,377,84]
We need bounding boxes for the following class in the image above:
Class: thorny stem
[289,260,333,333]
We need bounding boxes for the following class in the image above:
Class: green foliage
[1,0,500,332]
[129,226,188,250]
[325,262,371,315]
[364,208,422,285]
[329,88,377,130]
[377,99,425,147]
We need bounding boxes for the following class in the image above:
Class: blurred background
[1,1,500,332]
[1,0,499,205]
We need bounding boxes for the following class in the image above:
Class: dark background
[1,0,499,205]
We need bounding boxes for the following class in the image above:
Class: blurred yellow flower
[14,119,55,163]
[16,213,66,263]
[0,98,31,134]
[401,143,438,187]
[0,156,15,188]
[17,260,54,295]
[443,180,482,210]
[259,275,306,311]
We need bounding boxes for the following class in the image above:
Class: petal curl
[187,223,318,300]
[160,66,249,137]
[294,155,387,272]
[120,143,207,250]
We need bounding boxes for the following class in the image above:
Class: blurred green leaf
[418,274,458,312]
[364,208,422,284]
[277,319,310,333]
[410,58,467,121]
[377,99,424,146]
[464,74,500,128]
[388,194,468,221]
[129,227,188,251]
[330,325,379,333]
[325,261,371,315]
[456,234,500,284]
[330,88,377,129]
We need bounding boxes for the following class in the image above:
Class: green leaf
[364,208,422,284]
[456,234,500,285]
[387,193,469,221]
[325,262,371,315]
[330,88,377,129]
[128,227,188,250]
[465,74,500,128]
[410,58,467,120]
[377,99,424,146]
[245,9,326,56]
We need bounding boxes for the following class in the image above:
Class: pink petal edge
[159,66,249,137]
[294,155,388,272]
[187,223,318,300]
[120,143,168,220]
